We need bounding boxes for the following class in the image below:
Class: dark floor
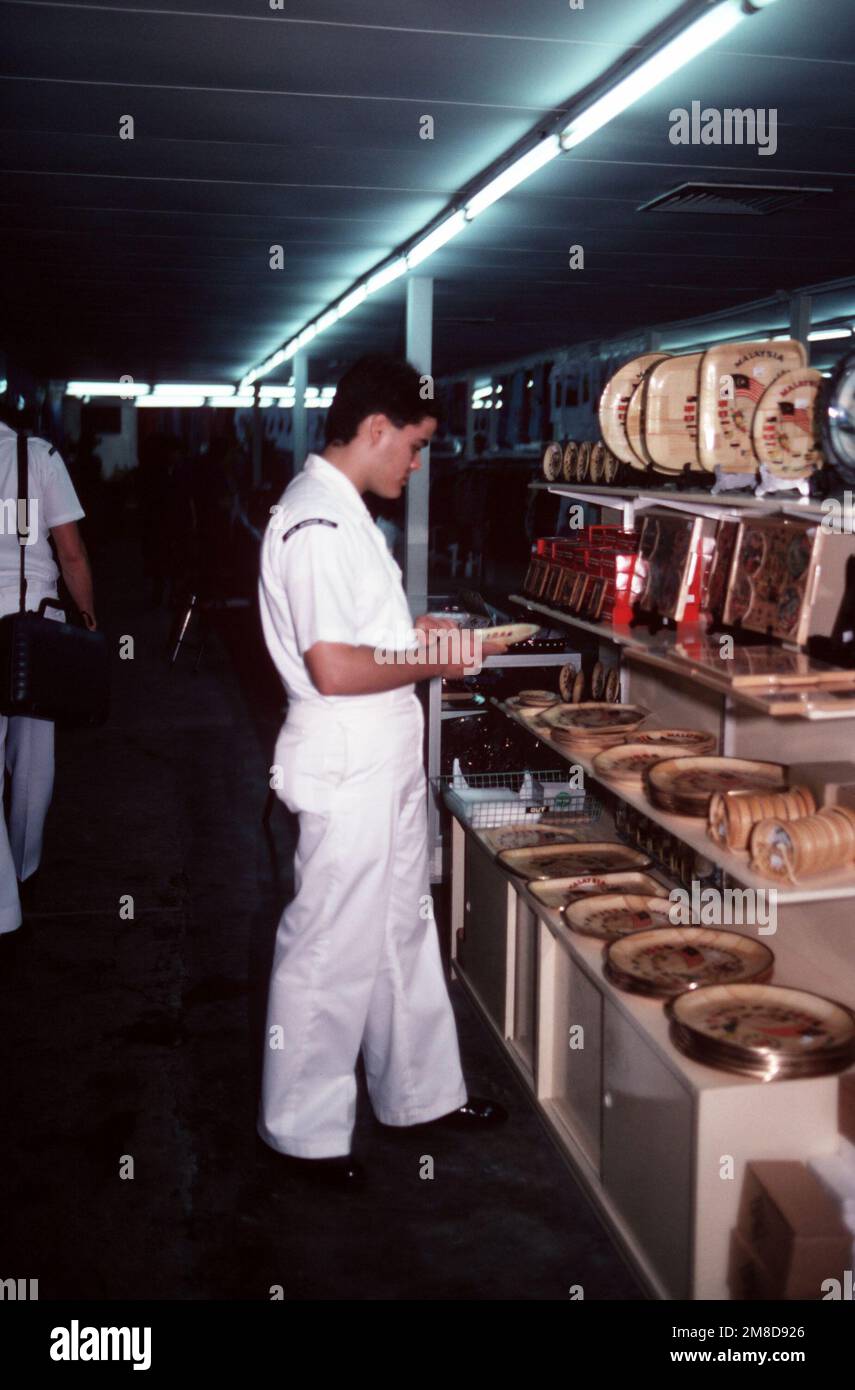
[0,536,643,1301]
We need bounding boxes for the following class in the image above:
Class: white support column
[292,350,308,472]
[405,275,433,619]
[251,384,262,488]
[466,373,476,459]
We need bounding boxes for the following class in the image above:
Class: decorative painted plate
[605,927,774,998]
[542,442,563,481]
[668,983,855,1064]
[540,702,649,733]
[592,743,678,786]
[527,872,667,911]
[647,756,786,816]
[634,728,718,754]
[644,353,703,472]
[698,338,807,473]
[563,893,673,940]
[751,368,824,478]
[479,825,583,856]
[598,353,671,465]
[497,843,651,881]
[515,689,558,707]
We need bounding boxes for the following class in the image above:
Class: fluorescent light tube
[808,328,852,341]
[316,309,339,333]
[67,381,151,397]
[338,285,368,317]
[407,212,467,269]
[464,136,561,220]
[367,258,408,294]
[561,0,744,150]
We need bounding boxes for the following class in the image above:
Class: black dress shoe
[431,1097,509,1131]
[257,1142,365,1189]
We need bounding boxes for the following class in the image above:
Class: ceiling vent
[638,182,833,216]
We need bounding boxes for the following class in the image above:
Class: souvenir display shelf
[532,480,833,527]
[438,481,855,1302]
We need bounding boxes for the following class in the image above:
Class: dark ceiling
[1,0,854,385]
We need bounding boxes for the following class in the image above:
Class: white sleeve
[31,441,85,528]
[277,518,357,655]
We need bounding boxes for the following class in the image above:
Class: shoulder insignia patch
[48,445,57,455]
[282,517,339,542]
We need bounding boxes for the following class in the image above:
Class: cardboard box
[840,1073,855,1146]
[728,1228,782,1301]
[737,1161,852,1299]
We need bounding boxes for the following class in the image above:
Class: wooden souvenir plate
[540,702,650,734]
[605,927,774,998]
[528,872,667,911]
[497,843,651,881]
[603,449,621,484]
[513,689,558,708]
[645,353,703,472]
[562,441,578,483]
[571,669,586,703]
[592,743,680,788]
[575,441,592,482]
[479,824,584,856]
[564,893,672,941]
[558,663,577,701]
[590,661,606,700]
[647,756,786,816]
[542,442,563,481]
[477,623,539,645]
[698,338,807,473]
[635,514,703,621]
[751,368,824,478]
[667,983,855,1072]
[722,517,821,647]
[625,376,655,468]
[605,667,621,703]
[634,728,717,754]
[589,441,608,483]
[705,519,740,622]
[598,353,671,466]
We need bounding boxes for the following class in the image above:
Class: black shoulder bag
[0,432,110,725]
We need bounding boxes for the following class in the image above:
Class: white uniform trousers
[258,694,467,1157]
[0,714,54,933]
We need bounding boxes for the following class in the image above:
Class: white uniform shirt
[259,453,419,711]
[0,422,85,617]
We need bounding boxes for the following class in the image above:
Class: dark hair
[324,354,440,447]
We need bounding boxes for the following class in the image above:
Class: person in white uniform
[0,410,97,938]
[257,355,508,1186]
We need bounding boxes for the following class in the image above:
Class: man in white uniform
[0,410,97,938]
[257,355,507,1186]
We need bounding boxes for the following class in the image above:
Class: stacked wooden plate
[479,824,585,856]
[708,785,815,853]
[514,689,558,709]
[497,843,651,882]
[539,702,650,756]
[528,871,666,911]
[646,756,787,818]
[562,441,578,482]
[634,729,717,755]
[542,442,563,481]
[667,983,855,1079]
[563,893,672,940]
[604,927,774,998]
[698,338,807,474]
[575,441,592,482]
[645,353,703,473]
[593,742,680,791]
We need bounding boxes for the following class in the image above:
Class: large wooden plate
[563,893,672,940]
[647,756,787,817]
[645,354,703,472]
[668,983,855,1068]
[497,843,651,881]
[592,742,679,787]
[598,353,671,465]
[540,702,649,734]
[698,338,807,473]
[527,871,667,911]
[751,368,823,478]
[605,927,774,998]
